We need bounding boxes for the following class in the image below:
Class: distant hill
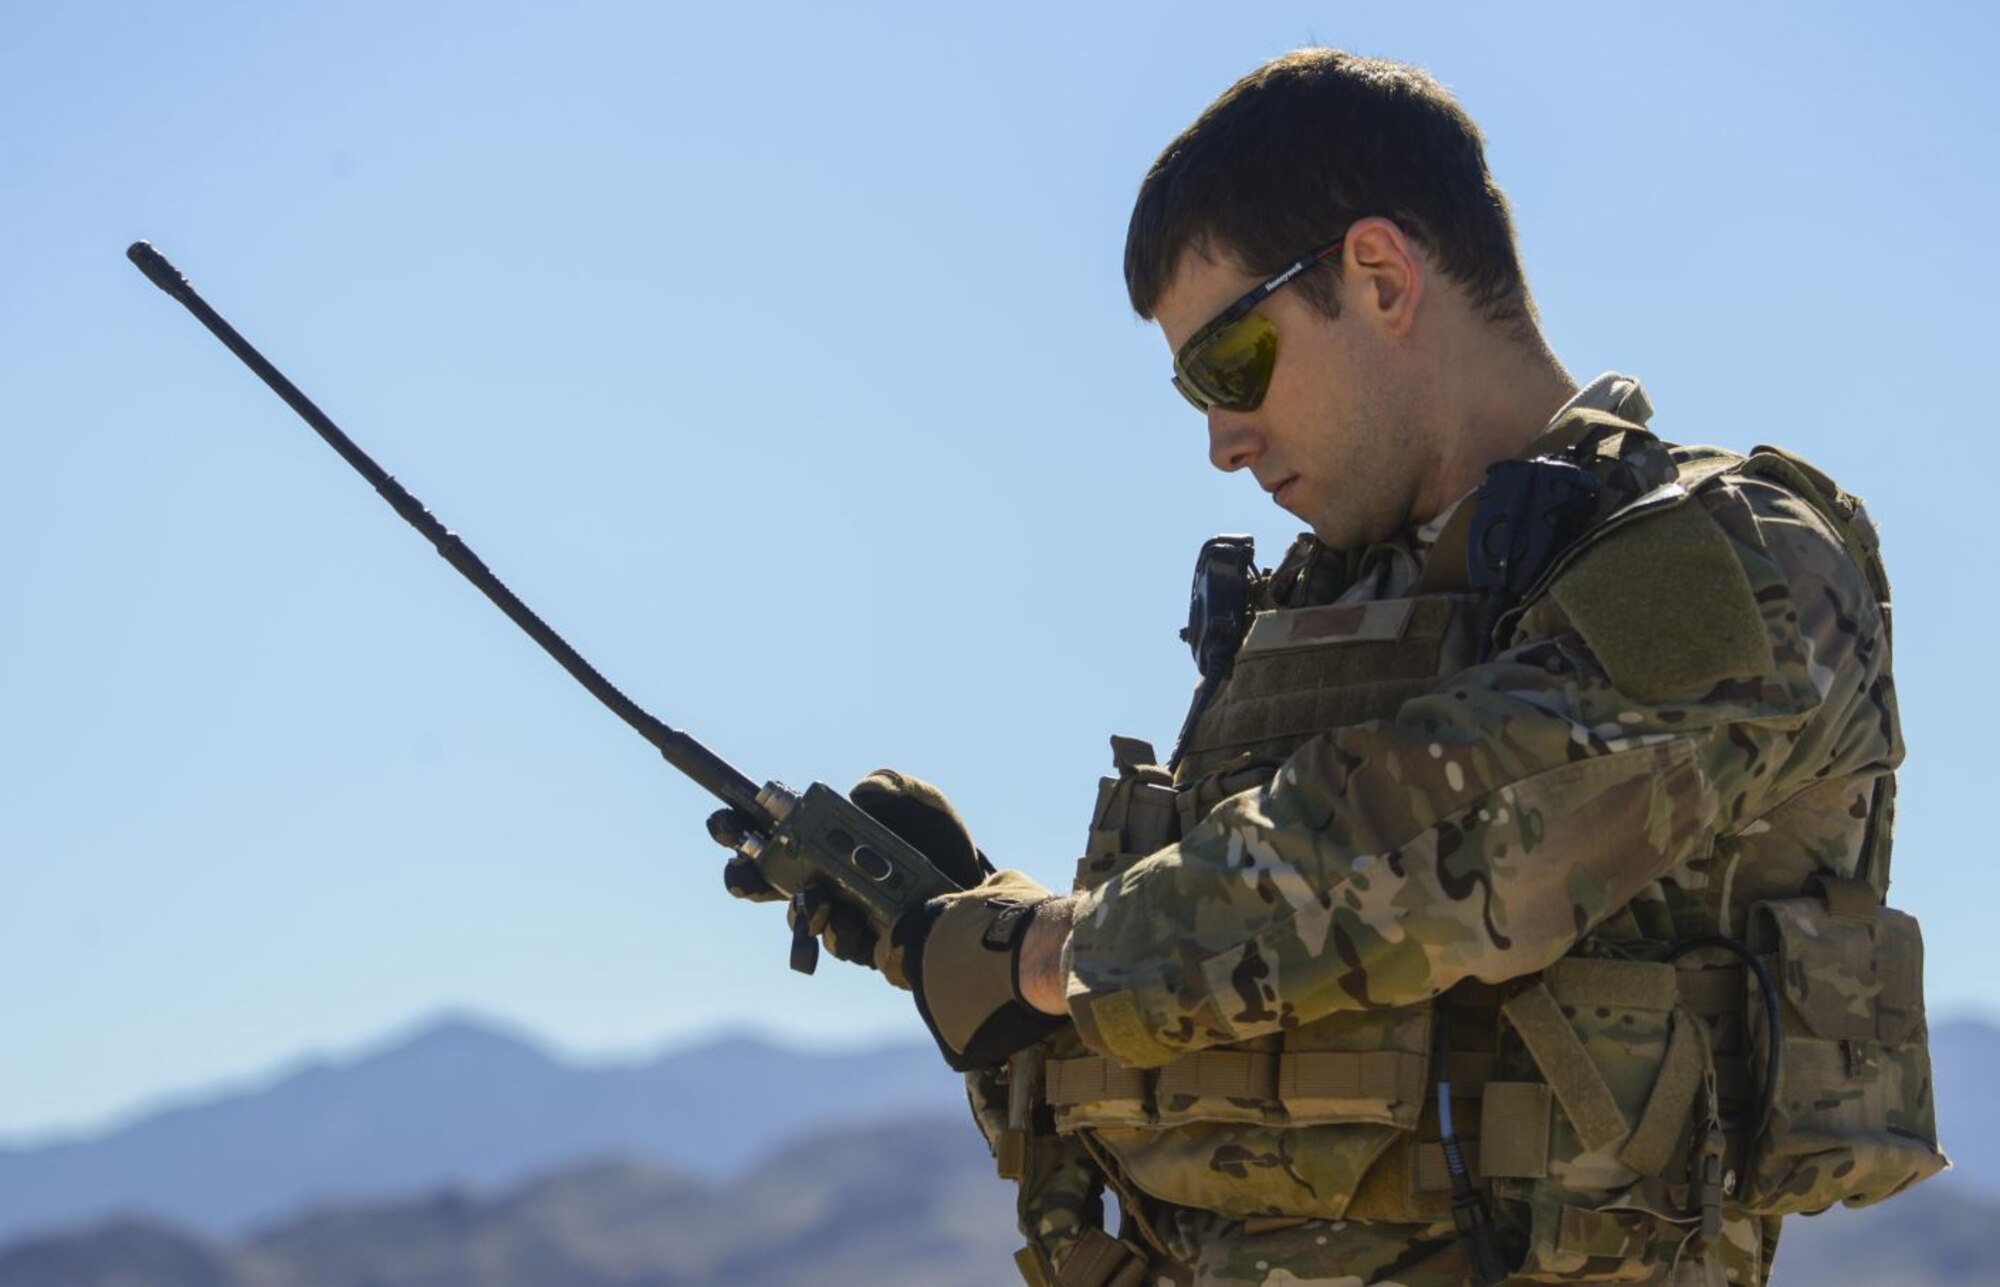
[0,1015,964,1244]
[0,1120,1021,1287]
[0,1119,1988,1287]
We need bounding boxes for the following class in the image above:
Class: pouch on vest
[1067,591,1481,1221]
[974,1032,1187,1287]
[1075,737,1179,894]
[1044,1004,1434,1220]
[1737,878,1944,1214]
[1489,957,1710,1282]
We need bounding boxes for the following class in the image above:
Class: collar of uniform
[1550,371,1652,432]
[1414,372,1653,594]
[1414,491,1480,594]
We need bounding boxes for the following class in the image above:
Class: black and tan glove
[712,769,994,983]
[894,869,1070,1072]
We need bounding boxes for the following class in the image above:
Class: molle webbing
[1173,593,1480,789]
[1045,1047,1479,1119]
[1045,1045,1562,1191]
[1280,1050,1431,1116]
[1046,1056,1148,1107]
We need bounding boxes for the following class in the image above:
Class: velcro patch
[1086,991,1158,1066]
[1550,499,1773,702]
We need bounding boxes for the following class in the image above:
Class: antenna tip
[127,241,190,297]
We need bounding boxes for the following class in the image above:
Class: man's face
[1155,246,1423,549]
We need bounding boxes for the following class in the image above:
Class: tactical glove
[895,869,1069,1072]
[712,769,994,982]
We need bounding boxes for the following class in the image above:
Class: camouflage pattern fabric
[1063,449,1871,1060]
[1048,378,1915,1284]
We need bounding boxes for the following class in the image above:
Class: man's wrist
[1018,895,1077,1016]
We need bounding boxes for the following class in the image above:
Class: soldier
[724,48,1940,1286]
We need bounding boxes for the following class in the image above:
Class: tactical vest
[1026,420,1941,1282]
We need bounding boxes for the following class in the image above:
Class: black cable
[1433,1006,1508,1286]
[1668,936,1783,1141]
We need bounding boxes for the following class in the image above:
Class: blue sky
[3,1,1994,1139]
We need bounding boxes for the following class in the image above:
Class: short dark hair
[1125,49,1532,333]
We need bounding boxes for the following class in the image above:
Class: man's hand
[712,770,994,984]
[895,870,1071,1071]
[710,767,1071,1068]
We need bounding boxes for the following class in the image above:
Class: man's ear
[1343,216,1423,337]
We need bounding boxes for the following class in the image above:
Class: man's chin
[1305,509,1405,550]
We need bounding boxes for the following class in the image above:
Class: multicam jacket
[985,376,1939,1287]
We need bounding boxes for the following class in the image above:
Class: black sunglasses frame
[1170,238,1345,413]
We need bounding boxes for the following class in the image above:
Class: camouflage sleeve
[1063,477,1888,1068]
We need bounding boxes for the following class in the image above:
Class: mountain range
[0,1120,1022,1287]
[0,1015,967,1245]
[1,1012,1992,1283]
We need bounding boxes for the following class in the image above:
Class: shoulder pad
[1740,445,1892,611]
[1549,496,1774,702]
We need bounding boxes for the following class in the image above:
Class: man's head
[1129,50,1560,546]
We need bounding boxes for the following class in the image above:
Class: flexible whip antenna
[125,240,768,823]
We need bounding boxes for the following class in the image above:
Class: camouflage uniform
[984,376,1938,1286]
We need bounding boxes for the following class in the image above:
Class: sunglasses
[1170,239,1344,413]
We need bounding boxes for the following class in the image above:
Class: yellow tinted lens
[1183,312,1277,410]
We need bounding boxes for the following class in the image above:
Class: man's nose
[1208,414,1261,473]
